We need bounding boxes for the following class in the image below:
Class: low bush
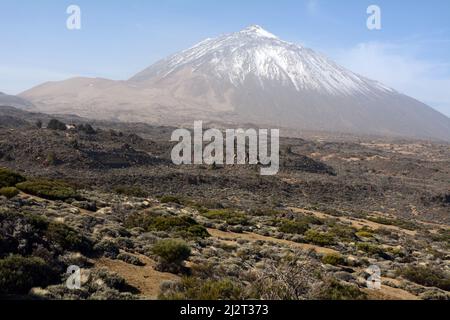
[114,186,147,197]
[367,216,417,231]
[329,224,357,242]
[0,167,26,188]
[356,242,384,256]
[399,265,450,291]
[355,231,374,238]
[16,179,79,201]
[429,229,450,244]
[249,208,280,216]
[47,119,66,131]
[278,215,322,235]
[0,187,19,199]
[125,212,209,239]
[312,278,367,300]
[94,240,120,259]
[304,230,335,246]
[322,253,345,266]
[78,124,96,134]
[202,209,249,226]
[117,253,145,266]
[278,219,310,235]
[187,225,210,238]
[45,222,93,254]
[159,277,243,300]
[160,195,183,205]
[152,239,191,270]
[0,255,59,295]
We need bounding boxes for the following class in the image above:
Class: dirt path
[208,228,338,255]
[95,254,179,299]
[364,285,420,300]
[289,207,418,236]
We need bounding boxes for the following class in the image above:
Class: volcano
[21,25,450,140]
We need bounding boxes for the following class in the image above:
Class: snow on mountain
[21,25,450,140]
[131,25,394,96]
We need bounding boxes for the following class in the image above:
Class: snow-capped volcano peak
[131,25,393,96]
[21,26,450,140]
[239,25,278,39]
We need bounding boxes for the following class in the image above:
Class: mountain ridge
[20,25,450,141]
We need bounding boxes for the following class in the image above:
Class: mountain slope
[0,92,35,110]
[21,25,450,140]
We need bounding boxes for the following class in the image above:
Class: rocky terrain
[0,106,449,300]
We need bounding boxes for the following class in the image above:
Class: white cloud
[333,41,450,117]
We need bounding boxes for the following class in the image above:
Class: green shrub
[202,209,249,226]
[304,230,335,246]
[329,224,357,242]
[45,222,92,253]
[0,168,26,188]
[16,179,79,201]
[159,277,243,300]
[45,152,59,166]
[160,195,183,205]
[249,208,281,216]
[367,216,417,231]
[0,255,59,295]
[151,216,196,232]
[117,253,145,266]
[125,212,209,239]
[313,278,367,300]
[278,219,310,235]
[355,231,374,238]
[322,253,345,266]
[356,242,384,255]
[0,187,19,199]
[277,215,323,235]
[114,186,147,197]
[400,265,450,291]
[187,225,210,238]
[430,229,450,244]
[152,239,191,266]
[78,124,96,134]
[47,119,66,131]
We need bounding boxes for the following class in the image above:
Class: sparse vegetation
[152,239,191,272]
[202,209,249,226]
[356,242,385,257]
[114,186,147,197]
[47,119,67,131]
[0,187,19,199]
[160,195,183,205]
[159,277,243,300]
[329,224,357,242]
[399,265,450,291]
[0,112,448,301]
[277,215,323,235]
[125,212,209,239]
[322,253,345,266]
[0,255,59,295]
[312,278,367,300]
[45,222,92,253]
[367,216,418,231]
[0,167,26,188]
[304,230,335,246]
[16,179,79,201]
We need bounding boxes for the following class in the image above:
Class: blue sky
[1,0,449,116]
